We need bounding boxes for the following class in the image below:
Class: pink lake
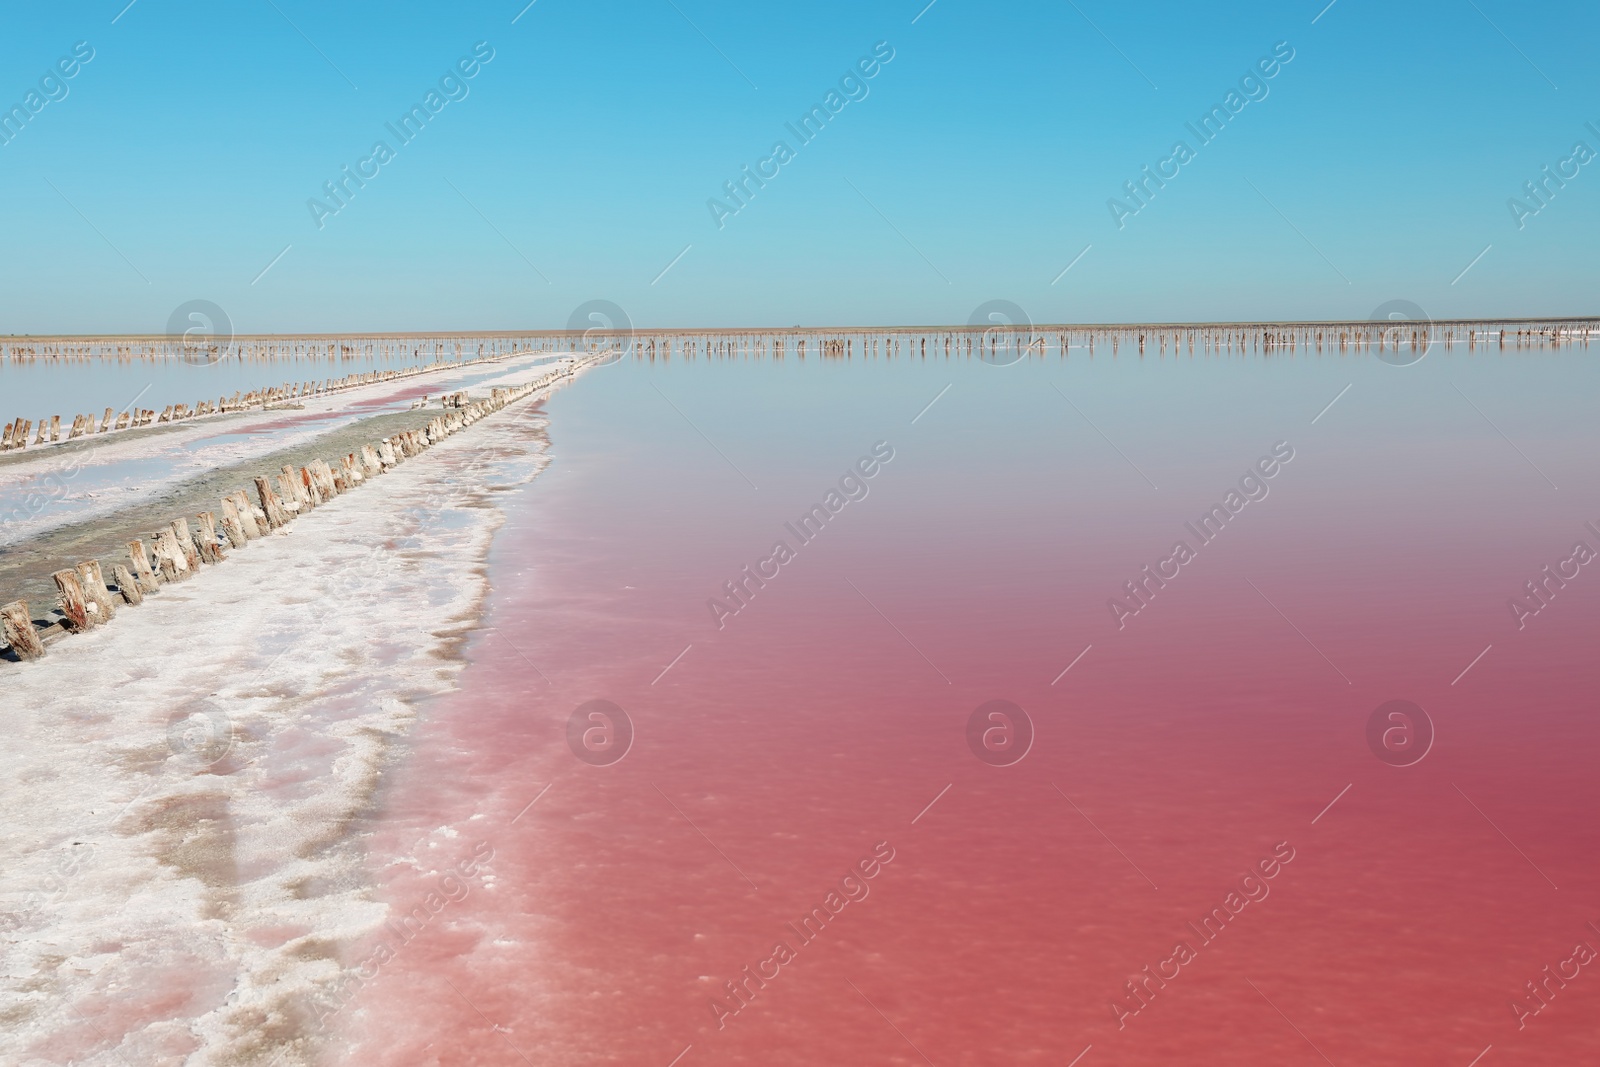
[334,342,1600,1066]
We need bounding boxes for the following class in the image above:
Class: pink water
[337,348,1600,1066]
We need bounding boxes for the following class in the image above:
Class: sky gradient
[1,0,1595,333]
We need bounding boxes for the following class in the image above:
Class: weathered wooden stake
[274,472,303,516]
[230,490,265,539]
[255,476,290,529]
[2,601,46,660]
[112,563,144,606]
[76,561,118,622]
[281,465,312,510]
[171,518,203,571]
[153,528,191,582]
[218,497,249,548]
[128,540,162,594]
[53,569,95,630]
[196,512,225,563]
[301,467,324,507]
[312,460,338,498]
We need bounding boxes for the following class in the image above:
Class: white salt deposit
[0,365,585,1066]
[0,352,567,548]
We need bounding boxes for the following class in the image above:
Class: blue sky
[0,0,1595,333]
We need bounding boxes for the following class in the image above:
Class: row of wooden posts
[0,364,577,663]
[619,320,1598,362]
[0,338,560,363]
[0,356,499,454]
[5,322,1595,373]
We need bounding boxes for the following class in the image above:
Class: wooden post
[112,563,144,606]
[76,561,118,622]
[190,519,215,564]
[196,512,226,563]
[128,540,162,593]
[99,407,114,433]
[171,518,203,571]
[323,460,342,496]
[377,440,397,469]
[49,415,61,442]
[280,465,312,510]
[300,467,323,508]
[255,476,290,529]
[274,472,303,516]
[230,490,265,539]
[360,445,382,475]
[218,497,249,548]
[312,460,338,498]
[153,528,190,583]
[2,601,45,660]
[53,569,95,630]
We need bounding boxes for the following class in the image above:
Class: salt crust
[0,365,586,1066]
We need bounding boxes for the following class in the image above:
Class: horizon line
[3,313,1597,344]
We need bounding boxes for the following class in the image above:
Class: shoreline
[0,362,589,1065]
[0,352,502,461]
[1,405,460,627]
[0,351,569,548]
[0,354,581,634]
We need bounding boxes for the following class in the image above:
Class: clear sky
[0,0,1595,333]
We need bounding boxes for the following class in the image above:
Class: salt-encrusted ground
[0,352,565,549]
[0,366,581,1066]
